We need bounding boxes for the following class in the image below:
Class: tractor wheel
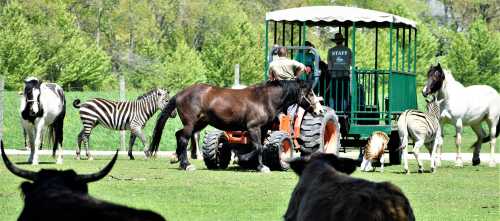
[202,130,231,169]
[387,130,402,165]
[320,108,341,155]
[299,107,340,156]
[262,131,293,171]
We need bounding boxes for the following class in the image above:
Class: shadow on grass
[15,161,56,165]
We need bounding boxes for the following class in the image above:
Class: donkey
[20,77,66,165]
[423,63,500,167]
[149,80,323,172]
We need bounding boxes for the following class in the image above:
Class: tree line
[0,0,498,91]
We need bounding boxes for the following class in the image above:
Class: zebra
[73,88,171,160]
[397,95,442,174]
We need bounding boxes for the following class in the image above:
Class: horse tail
[481,115,500,143]
[149,95,177,154]
[73,99,82,108]
[397,111,409,150]
[52,94,66,157]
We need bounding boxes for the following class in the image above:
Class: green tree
[0,2,43,90]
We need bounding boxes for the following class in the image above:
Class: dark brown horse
[149,80,323,172]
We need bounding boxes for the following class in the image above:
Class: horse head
[422,63,445,97]
[297,79,323,116]
[21,77,44,122]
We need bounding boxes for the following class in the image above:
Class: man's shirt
[269,57,305,80]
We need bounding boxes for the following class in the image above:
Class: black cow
[285,153,415,221]
[1,141,165,221]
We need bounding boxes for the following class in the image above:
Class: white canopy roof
[265,6,416,28]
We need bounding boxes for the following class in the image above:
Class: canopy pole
[402,28,406,72]
[388,22,393,114]
[374,27,379,107]
[408,28,411,72]
[282,22,286,47]
[264,20,269,80]
[395,28,399,72]
[350,22,356,122]
[413,28,417,74]
[344,25,349,48]
[273,21,277,44]
[290,24,294,58]
[298,25,302,47]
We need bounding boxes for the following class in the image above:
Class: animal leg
[32,120,46,165]
[128,133,137,160]
[248,127,269,173]
[76,130,85,160]
[190,132,200,159]
[454,119,464,167]
[360,157,370,172]
[471,124,485,166]
[26,127,36,164]
[487,118,497,167]
[413,140,425,173]
[379,154,385,173]
[402,146,409,174]
[175,128,195,171]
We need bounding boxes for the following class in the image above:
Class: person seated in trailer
[327,32,352,111]
[294,41,319,74]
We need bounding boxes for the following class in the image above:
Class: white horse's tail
[397,111,409,150]
[482,115,500,143]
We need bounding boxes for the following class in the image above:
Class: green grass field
[1,90,488,153]
[0,156,498,221]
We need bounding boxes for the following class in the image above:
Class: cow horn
[76,149,118,183]
[1,140,37,181]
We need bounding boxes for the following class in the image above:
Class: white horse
[20,77,66,165]
[422,64,500,167]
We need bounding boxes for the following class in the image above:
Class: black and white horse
[20,77,66,165]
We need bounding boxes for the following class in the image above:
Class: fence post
[0,76,3,142]
[119,74,126,151]
[234,64,240,87]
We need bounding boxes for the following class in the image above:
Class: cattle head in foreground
[285,152,415,221]
[1,141,165,221]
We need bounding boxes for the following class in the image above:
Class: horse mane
[136,88,160,100]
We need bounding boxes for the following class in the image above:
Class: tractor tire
[387,130,402,165]
[202,130,231,169]
[299,107,341,156]
[262,131,293,171]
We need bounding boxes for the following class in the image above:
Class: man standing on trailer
[327,33,352,111]
[269,47,306,81]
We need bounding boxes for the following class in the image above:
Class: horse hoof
[489,161,496,167]
[259,166,271,173]
[430,167,436,173]
[170,156,180,164]
[31,160,39,165]
[418,168,424,173]
[404,170,410,175]
[129,156,135,160]
[185,165,196,171]
[472,158,480,166]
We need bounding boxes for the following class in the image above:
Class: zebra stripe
[75,88,169,137]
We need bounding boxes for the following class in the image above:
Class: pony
[20,77,66,165]
[423,63,500,167]
[149,80,323,172]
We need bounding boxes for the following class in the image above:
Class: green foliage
[162,39,207,91]
[443,19,500,90]
[201,1,263,86]
[0,2,43,90]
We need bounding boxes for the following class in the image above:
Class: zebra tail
[149,95,177,154]
[73,99,82,108]
[397,111,409,150]
[481,115,500,143]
